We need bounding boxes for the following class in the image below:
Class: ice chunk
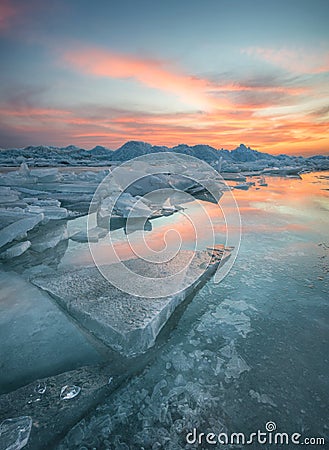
[234,183,250,190]
[0,214,44,249]
[30,222,68,252]
[23,198,61,207]
[32,250,228,356]
[30,168,60,182]
[212,307,251,338]
[115,193,154,218]
[26,205,68,220]
[0,187,20,204]
[0,241,31,260]
[219,341,250,381]
[60,385,81,400]
[126,174,171,196]
[0,209,35,229]
[224,352,250,380]
[167,174,195,191]
[19,162,30,177]
[0,416,32,450]
[98,192,155,221]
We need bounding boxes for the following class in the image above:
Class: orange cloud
[1,102,328,155]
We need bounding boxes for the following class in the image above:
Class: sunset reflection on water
[61,171,329,269]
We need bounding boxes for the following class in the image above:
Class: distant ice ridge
[1,140,328,172]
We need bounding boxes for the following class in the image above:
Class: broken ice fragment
[0,214,44,249]
[26,205,68,220]
[0,416,32,450]
[30,222,68,252]
[0,241,31,260]
[19,162,30,177]
[60,385,81,400]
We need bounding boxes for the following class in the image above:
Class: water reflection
[61,172,329,270]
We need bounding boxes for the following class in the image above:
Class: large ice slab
[32,249,230,357]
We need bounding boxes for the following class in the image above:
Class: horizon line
[1,140,328,158]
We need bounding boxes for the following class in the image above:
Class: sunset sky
[0,0,328,155]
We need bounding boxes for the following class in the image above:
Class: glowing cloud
[64,48,213,109]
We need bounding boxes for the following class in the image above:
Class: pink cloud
[0,0,17,30]
[64,48,214,109]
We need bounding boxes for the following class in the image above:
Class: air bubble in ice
[34,382,46,395]
[60,385,81,400]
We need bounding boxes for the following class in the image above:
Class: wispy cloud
[63,46,311,113]
[243,46,329,74]
[64,47,213,109]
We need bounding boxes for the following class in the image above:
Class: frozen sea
[56,172,329,449]
[1,171,328,449]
